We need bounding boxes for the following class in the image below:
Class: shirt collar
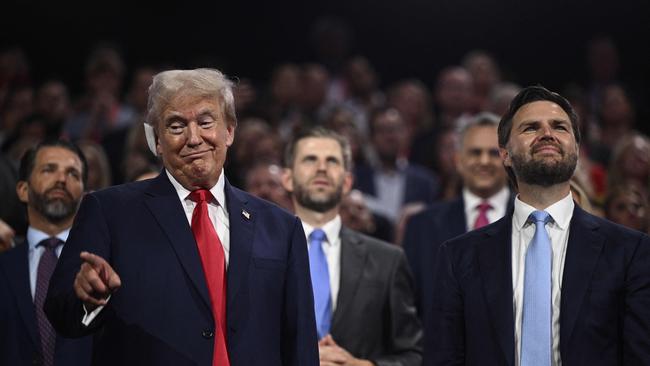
[463,186,510,212]
[513,191,574,231]
[27,226,70,250]
[302,215,342,247]
[166,169,227,210]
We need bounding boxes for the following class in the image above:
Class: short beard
[30,186,80,224]
[293,180,343,213]
[511,150,577,187]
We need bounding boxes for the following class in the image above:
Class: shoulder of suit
[341,227,404,256]
[407,199,460,225]
[229,185,295,217]
[579,209,649,243]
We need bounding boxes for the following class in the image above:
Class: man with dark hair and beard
[0,139,92,366]
[282,127,423,366]
[430,85,650,366]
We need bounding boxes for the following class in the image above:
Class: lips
[46,188,72,200]
[532,143,562,155]
[181,150,210,159]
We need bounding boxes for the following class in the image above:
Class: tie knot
[309,228,327,244]
[529,210,551,225]
[38,237,63,250]
[477,202,492,213]
[189,189,214,203]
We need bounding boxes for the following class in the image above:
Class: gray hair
[456,111,500,150]
[145,68,237,130]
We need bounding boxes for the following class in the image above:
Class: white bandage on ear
[143,123,158,156]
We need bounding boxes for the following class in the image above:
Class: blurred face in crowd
[435,67,474,117]
[283,137,352,213]
[246,164,292,211]
[371,109,407,164]
[456,124,507,198]
[501,101,578,187]
[17,146,85,224]
[156,94,235,190]
[606,189,648,232]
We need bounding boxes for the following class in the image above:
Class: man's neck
[517,181,571,210]
[28,212,72,236]
[294,205,339,227]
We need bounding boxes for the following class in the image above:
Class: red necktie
[473,201,492,229]
[190,189,229,366]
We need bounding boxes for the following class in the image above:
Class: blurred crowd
[1,26,649,250]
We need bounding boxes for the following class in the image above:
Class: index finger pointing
[80,251,109,269]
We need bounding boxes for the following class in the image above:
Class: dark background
[3,0,650,128]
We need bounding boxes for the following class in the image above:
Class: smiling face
[283,137,353,213]
[457,124,507,198]
[501,100,578,187]
[156,94,235,190]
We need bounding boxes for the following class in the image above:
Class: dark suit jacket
[45,172,318,366]
[431,205,650,365]
[331,228,422,366]
[353,163,439,206]
[0,240,92,366]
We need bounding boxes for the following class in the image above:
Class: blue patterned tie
[308,229,331,339]
[521,210,552,366]
[34,237,63,366]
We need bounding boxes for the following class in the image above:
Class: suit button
[202,329,214,339]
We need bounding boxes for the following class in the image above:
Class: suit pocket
[253,257,287,270]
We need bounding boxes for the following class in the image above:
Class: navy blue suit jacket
[353,163,439,206]
[45,172,318,366]
[431,205,650,365]
[0,240,92,366]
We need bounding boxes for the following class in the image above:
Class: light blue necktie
[308,229,331,339]
[521,210,552,366]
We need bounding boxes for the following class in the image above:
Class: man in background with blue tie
[430,86,650,365]
[282,127,422,366]
[0,140,92,366]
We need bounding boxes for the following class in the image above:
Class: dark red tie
[189,189,229,366]
[34,237,63,366]
[473,202,492,229]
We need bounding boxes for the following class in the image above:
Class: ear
[16,181,29,204]
[281,168,294,193]
[342,172,354,196]
[225,123,236,147]
[499,147,511,168]
[144,123,159,156]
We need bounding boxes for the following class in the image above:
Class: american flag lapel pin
[242,210,251,220]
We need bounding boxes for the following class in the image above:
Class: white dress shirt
[302,215,342,312]
[166,169,231,266]
[83,169,231,325]
[512,192,574,366]
[462,186,510,231]
[27,227,69,299]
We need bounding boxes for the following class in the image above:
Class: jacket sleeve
[624,233,650,363]
[281,216,319,366]
[44,193,112,337]
[372,250,424,366]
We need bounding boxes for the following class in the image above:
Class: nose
[186,122,203,147]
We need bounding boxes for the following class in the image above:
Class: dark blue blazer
[45,172,318,366]
[353,163,439,206]
[431,205,650,365]
[0,240,92,366]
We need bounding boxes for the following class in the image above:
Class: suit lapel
[559,206,604,354]
[2,242,40,347]
[224,181,254,313]
[143,173,211,311]
[477,217,515,366]
[331,228,367,333]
